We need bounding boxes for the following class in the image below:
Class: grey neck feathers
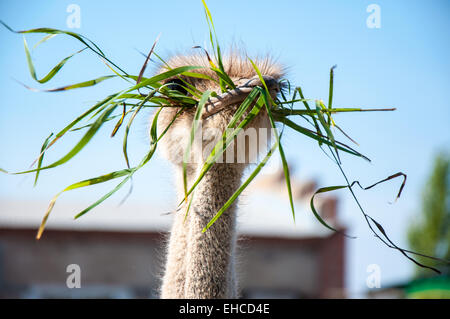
[161,163,244,298]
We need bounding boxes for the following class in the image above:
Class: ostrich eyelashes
[166,78,188,95]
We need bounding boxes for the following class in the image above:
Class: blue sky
[0,0,449,297]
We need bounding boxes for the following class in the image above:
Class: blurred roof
[0,169,342,239]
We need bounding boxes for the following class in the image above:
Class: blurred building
[0,170,346,298]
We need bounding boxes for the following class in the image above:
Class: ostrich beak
[202,75,280,119]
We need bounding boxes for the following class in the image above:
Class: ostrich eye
[166,78,188,95]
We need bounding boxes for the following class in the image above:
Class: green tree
[408,152,450,276]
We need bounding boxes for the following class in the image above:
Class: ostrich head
[156,53,285,169]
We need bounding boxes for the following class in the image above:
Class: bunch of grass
[0,1,446,273]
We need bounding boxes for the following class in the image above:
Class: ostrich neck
[161,163,244,299]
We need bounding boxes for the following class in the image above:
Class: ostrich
[156,53,284,298]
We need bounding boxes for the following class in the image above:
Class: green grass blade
[136,34,160,86]
[74,105,183,226]
[37,104,182,239]
[200,0,230,92]
[327,65,337,125]
[310,185,350,235]
[276,116,369,160]
[226,88,261,128]
[182,71,219,84]
[36,167,134,239]
[248,59,296,222]
[262,91,296,222]
[9,103,118,175]
[203,140,279,232]
[46,93,122,148]
[110,103,127,137]
[210,67,235,90]
[183,90,213,201]
[201,2,216,58]
[1,21,128,76]
[315,100,340,163]
[20,75,116,92]
[73,173,134,220]
[201,0,217,54]
[23,35,87,84]
[123,90,158,168]
[181,89,264,204]
[33,34,57,49]
[33,132,53,186]
[248,58,273,101]
[273,107,396,116]
[296,86,323,143]
[134,66,203,91]
[183,190,195,223]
